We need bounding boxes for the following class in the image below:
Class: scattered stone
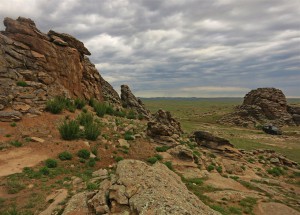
[118,139,130,148]
[30,137,45,143]
[0,110,22,122]
[92,169,108,179]
[168,145,194,162]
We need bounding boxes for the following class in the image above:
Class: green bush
[58,119,80,140]
[267,167,285,177]
[164,161,174,170]
[186,178,204,185]
[154,154,163,161]
[106,104,114,115]
[58,151,73,161]
[16,81,28,87]
[87,158,96,167]
[114,110,126,117]
[147,157,158,164]
[84,122,101,141]
[10,140,22,147]
[77,112,94,126]
[7,179,25,194]
[45,159,57,168]
[127,110,136,119]
[77,149,90,159]
[86,182,98,191]
[124,131,134,141]
[155,146,170,152]
[216,166,223,173]
[39,166,50,175]
[10,122,17,127]
[74,98,86,109]
[46,97,65,114]
[114,156,124,162]
[93,102,107,117]
[207,165,215,172]
[239,197,257,214]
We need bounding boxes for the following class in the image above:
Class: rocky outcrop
[120,84,151,119]
[219,88,295,127]
[147,109,183,138]
[0,17,120,121]
[287,105,300,126]
[65,159,220,215]
[193,131,238,154]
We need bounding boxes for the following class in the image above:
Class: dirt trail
[0,147,49,177]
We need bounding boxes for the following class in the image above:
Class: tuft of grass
[58,151,73,161]
[77,112,94,126]
[16,81,28,87]
[46,97,65,114]
[239,197,257,214]
[86,182,98,191]
[147,157,158,164]
[58,119,80,140]
[114,110,126,117]
[216,166,223,173]
[10,140,22,147]
[105,104,114,115]
[155,145,170,152]
[114,156,124,162]
[84,122,101,141]
[127,110,136,119]
[87,158,96,167]
[74,98,86,109]
[10,122,17,127]
[93,102,107,117]
[77,149,90,159]
[267,167,285,177]
[164,161,174,170]
[39,166,50,175]
[7,179,25,194]
[124,131,134,141]
[154,154,163,161]
[185,178,204,185]
[45,159,58,168]
[207,165,214,172]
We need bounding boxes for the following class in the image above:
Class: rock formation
[0,17,120,121]
[120,84,151,119]
[147,109,183,140]
[65,160,220,215]
[287,105,300,126]
[219,88,295,127]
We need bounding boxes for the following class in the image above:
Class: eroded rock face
[120,84,151,119]
[147,109,183,138]
[220,88,295,127]
[0,17,119,121]
[85,160,220,215]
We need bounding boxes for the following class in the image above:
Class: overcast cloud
[1,0,299,97]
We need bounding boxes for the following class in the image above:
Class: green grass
[84,122,101,141]
[58,151,73,161]
[10,140,22,147]
[58,119,80,140]
[16,81,28,87]
[77,149,90,159]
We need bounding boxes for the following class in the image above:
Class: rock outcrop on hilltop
[219,88,296,127]
[120,84,151,119]
[147,109,183,143]
[64,160,220,215]
[0,17,120,121]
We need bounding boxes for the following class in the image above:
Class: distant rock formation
[64,160,220,215]
[147,109,183,138]
[120,84,151,119]
[219,88,296,127]
[0,17,120,121]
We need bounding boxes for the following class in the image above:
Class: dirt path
[0,147,49,177]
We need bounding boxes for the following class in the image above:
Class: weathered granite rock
[0,110,22,122]
[0,17,120,121]
[84,160,220,215]
[219,88,295,127]
[147,109,183,137]
[120,85,151,119]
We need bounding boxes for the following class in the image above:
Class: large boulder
[120,84,151,119]
[66,160,220,215]
[219,88,295,127]
[147,109,183,137]
[0,17,120,121]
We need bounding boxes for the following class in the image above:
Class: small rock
[118,139,130,148]
[92,169,108,179]
[31,137,45,143]
[270,157,280,164]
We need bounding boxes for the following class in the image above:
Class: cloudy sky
[1,0,299,97]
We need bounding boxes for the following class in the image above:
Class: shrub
[46,98,65,114]
[267,167,285,177]
[84,123,101,141]
[45,159,57,168]
[74,98,86,109]
[147,157,158,164]
[186,178,204,185]
[39,166,50,175]
[16,81,28,87]
[10,140,22,147]
[58,151,73,161]
[114,110,126,117]
[138,114,144,120]
[124,131,134,141]
[216,166,223,173]
[207,165,214,172]
[239,197,257,214]
[89,98,96,107]
[155,146,170,152]
[82,107,88,113]
[114,156,124,162]
[86,182,98,191]
[127,110,136,119]
[87,158,96,167]
[58,119,80,140]
[106,104,114,115]
[77,149,90,159]
[7,179,25,194]
[10,122,17,127]
[154,154,163,161]
[164,161,174,170]
[77,112,94,126]
[93,102,107,117]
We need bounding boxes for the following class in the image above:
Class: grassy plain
[143,98,300,163]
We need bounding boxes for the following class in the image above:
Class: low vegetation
[58,119,80,140]
[58,151,73,161]
[77,149,90,159]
